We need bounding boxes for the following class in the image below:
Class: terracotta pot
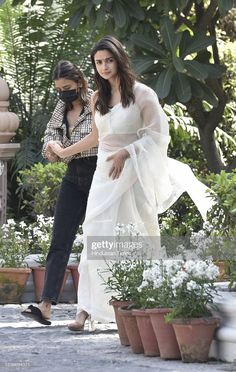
[172,317,220,362]
[0,268,31,304]
[132,309,160,357]
[146,308,181,360]
[31,267,70,302]
[118,307,144,354]
[110,300,133,346]
[213,260,230,281]
[67,265,80,293]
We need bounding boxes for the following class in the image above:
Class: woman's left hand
[50,142,67,159]
[106,149,129,179]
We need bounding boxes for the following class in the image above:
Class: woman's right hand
[45,141,62,162]
[49,142,67,159]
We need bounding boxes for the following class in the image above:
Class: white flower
[187,280,199,291]
[153,277,164,289]
[19,221,27,229]
[115,223,126,236]
[74,234,84,246]
[205,262,219,280]
[6,219,16,226]
[171,270,188,289]
[164,260,183,276]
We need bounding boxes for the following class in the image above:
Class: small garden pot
[67,264,80,294]
[118,307,144,354]
[0,268,31,304]
[146,308,181,360]
[132,309,160,357]
[110,300,133,346]
[172,317,220,362]
[31,267,70,302]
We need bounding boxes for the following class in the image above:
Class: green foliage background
[0,0,235,223]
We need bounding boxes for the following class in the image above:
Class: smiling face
[94,50,118,81]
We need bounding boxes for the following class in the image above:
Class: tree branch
[206,79,227,132]
[186,98,206,130]
[197,0,218,31]
[209,10,221,64]
[174,13,195,32]
[175,0,195,30]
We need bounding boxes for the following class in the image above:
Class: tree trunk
[198,127,225,173]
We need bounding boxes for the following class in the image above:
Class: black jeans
[41,156,97,304]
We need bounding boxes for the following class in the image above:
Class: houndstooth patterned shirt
[42,90,97,163]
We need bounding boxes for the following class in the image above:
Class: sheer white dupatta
[124,82,213,220]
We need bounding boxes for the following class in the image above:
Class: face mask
[59,89,79,103]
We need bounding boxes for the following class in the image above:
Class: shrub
[17,162,66,219]
[0,219,30,268]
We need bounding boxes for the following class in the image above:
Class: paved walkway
[0,304,235,372]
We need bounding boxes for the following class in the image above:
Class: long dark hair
[53,60,88,107]
[90,36,136,115]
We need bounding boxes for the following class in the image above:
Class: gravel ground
[0,304,235,372]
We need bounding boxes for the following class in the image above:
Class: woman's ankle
[38,301,52,318]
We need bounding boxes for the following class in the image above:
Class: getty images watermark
[86,233,236,261]
[87,236,163,260]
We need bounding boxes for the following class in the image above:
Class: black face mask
[59,89,79,103]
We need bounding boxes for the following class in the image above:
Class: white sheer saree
[77,82,213,322]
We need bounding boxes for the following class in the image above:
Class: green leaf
[165,87,178,105]
[95,4,106,27]
[176,0,189,11]
[92,0,103,4]
[179,30,191,58]
[173,56,185,73]
[84,2,94,16]
[124,0,145,20]
[131,33,166,57]
[112,0,127,28]
[42,0,53,5]
[181,33,215,58]
[190,79,218,107]
[201,84,219,107]
[217,0,234,15]
[160,16,177,52]
[184,60,208,80]
[11,0,23,5]
[156,65,175,99]
[173,32,182,54]
[202,64,225,78]
[68,9,84,28]
[175,73,191,103]
[132,56,156,74]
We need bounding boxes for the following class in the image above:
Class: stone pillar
[0,76,20,225]
[210,282,236,362]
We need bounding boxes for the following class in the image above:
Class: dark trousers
[41,156,97,304]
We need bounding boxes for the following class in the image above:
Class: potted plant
[0,219,31,304]
[138,260,182,359]
[166,259,220,362]
[29,215,69,302]
[99,223,151,349]
[101,257,145,349]
[229,260,236,291]
[67,226,84,295]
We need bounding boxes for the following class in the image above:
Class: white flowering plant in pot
[29,215,54,267]
[99,223,153,304]
[70,225,84,264]
[166,260,219,322]
[0,219,31,268]
[137,260,183,309]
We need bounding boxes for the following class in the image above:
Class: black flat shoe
[21,305,51,326]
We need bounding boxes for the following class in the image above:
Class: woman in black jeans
[22,60,97,325]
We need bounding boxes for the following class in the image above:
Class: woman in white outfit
[50,36,212,330]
